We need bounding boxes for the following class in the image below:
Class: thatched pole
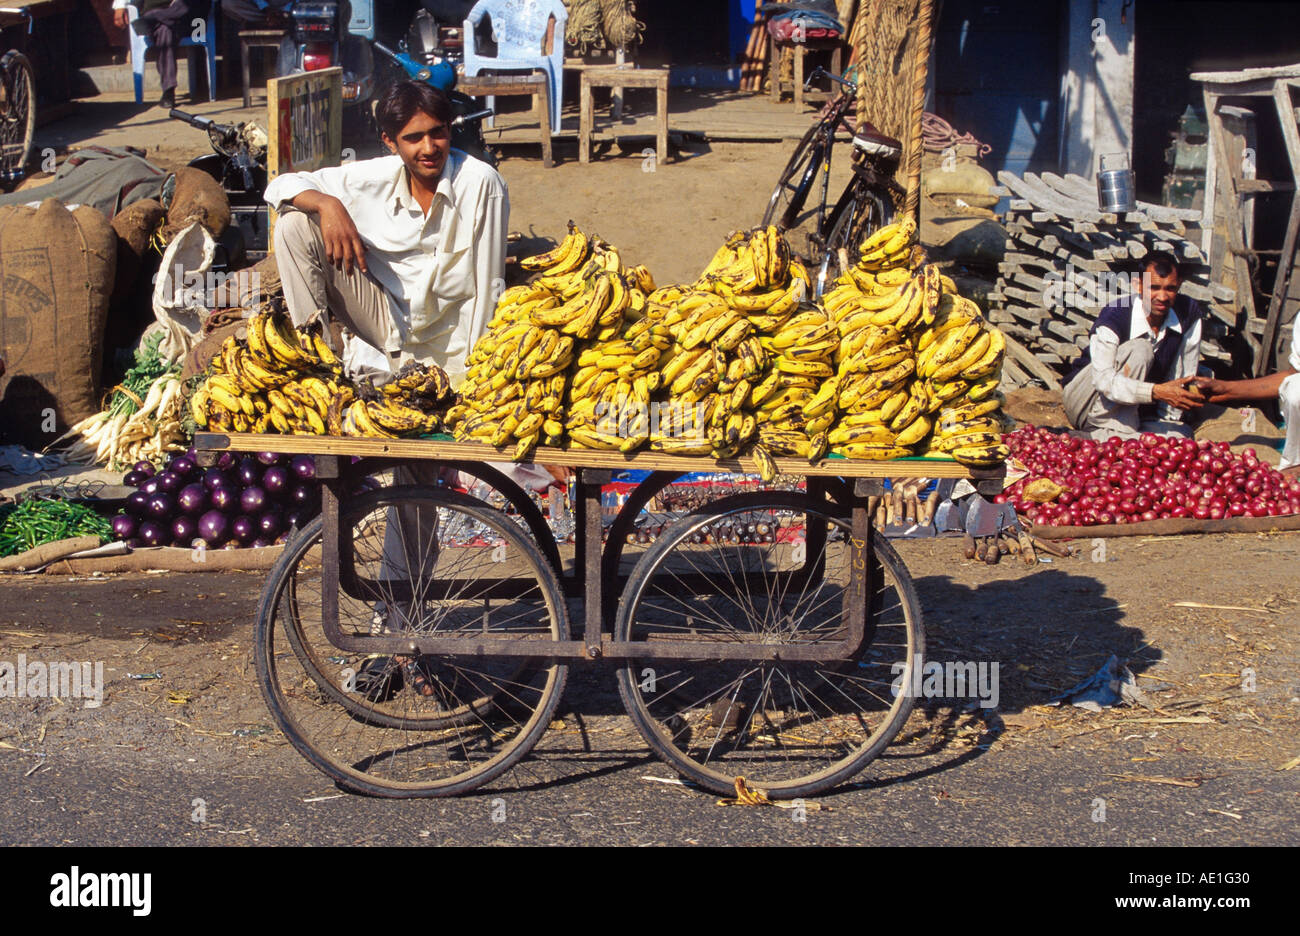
[903,0,934,223]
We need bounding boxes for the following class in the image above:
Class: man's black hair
[376,81,453,141]
[1142,255,1181,280]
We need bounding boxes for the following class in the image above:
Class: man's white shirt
[1088,295,1202,420]
[264,150,508,385]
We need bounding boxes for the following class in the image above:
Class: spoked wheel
[255,486,568,797]
[761,124,830,266]
[0,51,35,189]
[614,491,924,798]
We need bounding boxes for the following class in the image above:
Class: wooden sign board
[266,67,344,248]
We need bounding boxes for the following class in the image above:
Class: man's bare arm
[1195,370,1295,404]
[288,191,368,275]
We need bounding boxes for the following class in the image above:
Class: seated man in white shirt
[1061,257,1207,439]
[266,81,512,701]
[264,79,508,386]
[1195,326,1300,475]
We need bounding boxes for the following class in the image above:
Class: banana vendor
[1061,257,1207,439]
[1195,325,1300,475]
[264,80,508,388]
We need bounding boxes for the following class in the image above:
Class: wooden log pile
[987,171,1239,390]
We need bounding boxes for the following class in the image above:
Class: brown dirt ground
[1,527,1296,789]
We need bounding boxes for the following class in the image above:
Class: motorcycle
[369,2,497,166]
[169,108,270,268]
[277,0,377,140]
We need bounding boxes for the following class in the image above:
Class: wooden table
[457,72,553,168]
[578,65,669,166]
[768,35,844,109]
[239,29,286,109]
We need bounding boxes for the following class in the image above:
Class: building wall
[1059,0,1135,181]
[932,0,1063,177]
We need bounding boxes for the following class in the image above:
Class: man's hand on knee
[1152,375,1205,411]
[318,197,368,276]
[290,191,368,276]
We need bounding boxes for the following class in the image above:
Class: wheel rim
[257,488,568,796]
[0,54,35,180]
[616,494,922,797]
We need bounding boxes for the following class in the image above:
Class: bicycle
[0,5,34,192]
[762,66,904,299]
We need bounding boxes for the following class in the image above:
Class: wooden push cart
[196,432,1004,799]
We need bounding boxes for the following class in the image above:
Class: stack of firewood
[987,171,1238,390]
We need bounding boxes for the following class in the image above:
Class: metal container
[1097,152,1136,212]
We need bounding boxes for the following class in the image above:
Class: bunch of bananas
[750,304,840,467]
[644,227,814,478]
[913,293,1010,466]
[346,362,455,439]
[818,218,1010,466]
[567,302,672,453]
[449,227,651,459]
[192,307,452,438]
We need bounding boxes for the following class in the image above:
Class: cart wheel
[255,486,568,797]
[614,491,923,798]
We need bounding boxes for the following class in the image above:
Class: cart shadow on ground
[840,565,1159,791]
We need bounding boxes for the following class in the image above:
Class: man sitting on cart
[266,81,556,700]
[265,79,508,387]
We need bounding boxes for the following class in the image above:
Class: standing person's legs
[1062,339,1153,440]
[273,208,404,358]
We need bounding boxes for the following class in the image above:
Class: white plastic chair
[462,0,567,134]
[129,0,219,104]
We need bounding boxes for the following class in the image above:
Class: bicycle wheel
[614,491,923,798]
[761,124,830,265]
[813,181,894,297]
[256,485,569,797]
[0,51,35,187]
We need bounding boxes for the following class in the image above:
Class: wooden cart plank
[194,433,1000,480]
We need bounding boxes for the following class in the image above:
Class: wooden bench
[457,72,553,168]
[578,65,669,166]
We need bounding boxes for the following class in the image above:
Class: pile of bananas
[648,226,816,478]
[820,218,1010,466]
[751,305,839,466]
[192,306,452,438]
[448,224,654,458]
[913,294,1009,467]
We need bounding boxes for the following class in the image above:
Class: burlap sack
[109,197,165,306]
[180,318,247,382]
[0,199,116,448]
[922,153,999,210]
[163,167,230,241]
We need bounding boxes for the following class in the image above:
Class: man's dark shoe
[353,655,403,703]
[159,87,176,109]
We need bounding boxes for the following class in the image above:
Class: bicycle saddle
[852,121,902,159]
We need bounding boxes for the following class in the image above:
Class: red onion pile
[113,450,320,548]
[999,426,1300,527]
